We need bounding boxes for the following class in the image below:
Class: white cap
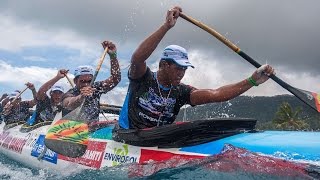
[8,90,20,99]
[160,45,194,68]
[50,85,64,93]
[74,65,94,77]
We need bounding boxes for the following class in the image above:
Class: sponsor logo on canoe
[105,144,137,166]
[58,141,106,169]
[31,135,58,164]
[24,133,39,148]
[0,132,27,154]
[102,141,141,167]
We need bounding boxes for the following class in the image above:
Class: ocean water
[1,144,319,180]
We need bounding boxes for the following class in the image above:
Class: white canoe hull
[0,122,207,175]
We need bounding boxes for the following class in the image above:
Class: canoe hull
[0,121,319,174]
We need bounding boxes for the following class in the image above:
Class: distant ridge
[177,95,320,130]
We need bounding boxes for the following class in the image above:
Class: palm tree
[272,102,309,131]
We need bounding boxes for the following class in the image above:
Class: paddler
[25,69,68,126]
[118,6,275,129]
[61,40,121,122]
[3,82,37,125]
[0,93,9,123]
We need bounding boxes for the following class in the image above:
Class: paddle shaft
[76,47,109,117]
[179,13,290,87]
[91,47,108,85]
[65,75,75,88]
[10,87,28,104]
[100,103,122,109]
[180,13,320,112]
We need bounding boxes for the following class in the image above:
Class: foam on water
[0,154,51,180]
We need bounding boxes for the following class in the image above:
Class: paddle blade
[288,87,320,113]
[45,139,87,158]
[45,119,89,157]
[61,104,84,121]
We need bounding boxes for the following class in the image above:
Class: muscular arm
[37,76,61,101]
[38,69,67,101]
[190,79,252,105]
[130,6,181,79]
[190,64,275,105]
[101,57,121,91]
[62,94,84,110]
[130,24,171,79]
[28,87,38,107]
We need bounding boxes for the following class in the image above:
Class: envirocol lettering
[104,153,137,163]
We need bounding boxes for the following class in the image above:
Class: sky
[0,0,319,106]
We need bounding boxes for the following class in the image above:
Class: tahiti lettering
[104,153,137,163]
[82,150,102,161]
[138,112,160,122]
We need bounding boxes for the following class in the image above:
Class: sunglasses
[79,79,92,84]
[80,80,92,84]
[9,97,21,101]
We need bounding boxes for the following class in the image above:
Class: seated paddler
[25,69,68,126]
[62,40,121,122]
[3,83,37,125]
[118,6,276,129]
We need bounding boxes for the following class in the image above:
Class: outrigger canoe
[0,117,319,175]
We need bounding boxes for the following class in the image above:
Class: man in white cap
[62,40,121,121]
[119,6,275,129]
[25,69,68,126]
[3,82,37,125]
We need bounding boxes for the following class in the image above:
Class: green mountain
[176,95,320,130]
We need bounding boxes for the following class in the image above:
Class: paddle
[99,103,122,109]
[3,87,28,114]
[65,74,75,88]
[36,75,75,159]
[45,47,109,158]
[179,13,320,113]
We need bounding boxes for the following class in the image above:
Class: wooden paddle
[65,74,75,88]
[45,47,109,158]
[179,13,320,113]
[3,87,29,114]
[99,103,122,109]
[38,75,75,160]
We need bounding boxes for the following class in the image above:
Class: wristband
[247,76,259,86]
[109,52,117,59]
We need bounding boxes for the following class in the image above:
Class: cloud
[0,14,99,66]
[0,0,319,100]
[0,60,74,96]
[100,86,128,106]
[23,56,47,62]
